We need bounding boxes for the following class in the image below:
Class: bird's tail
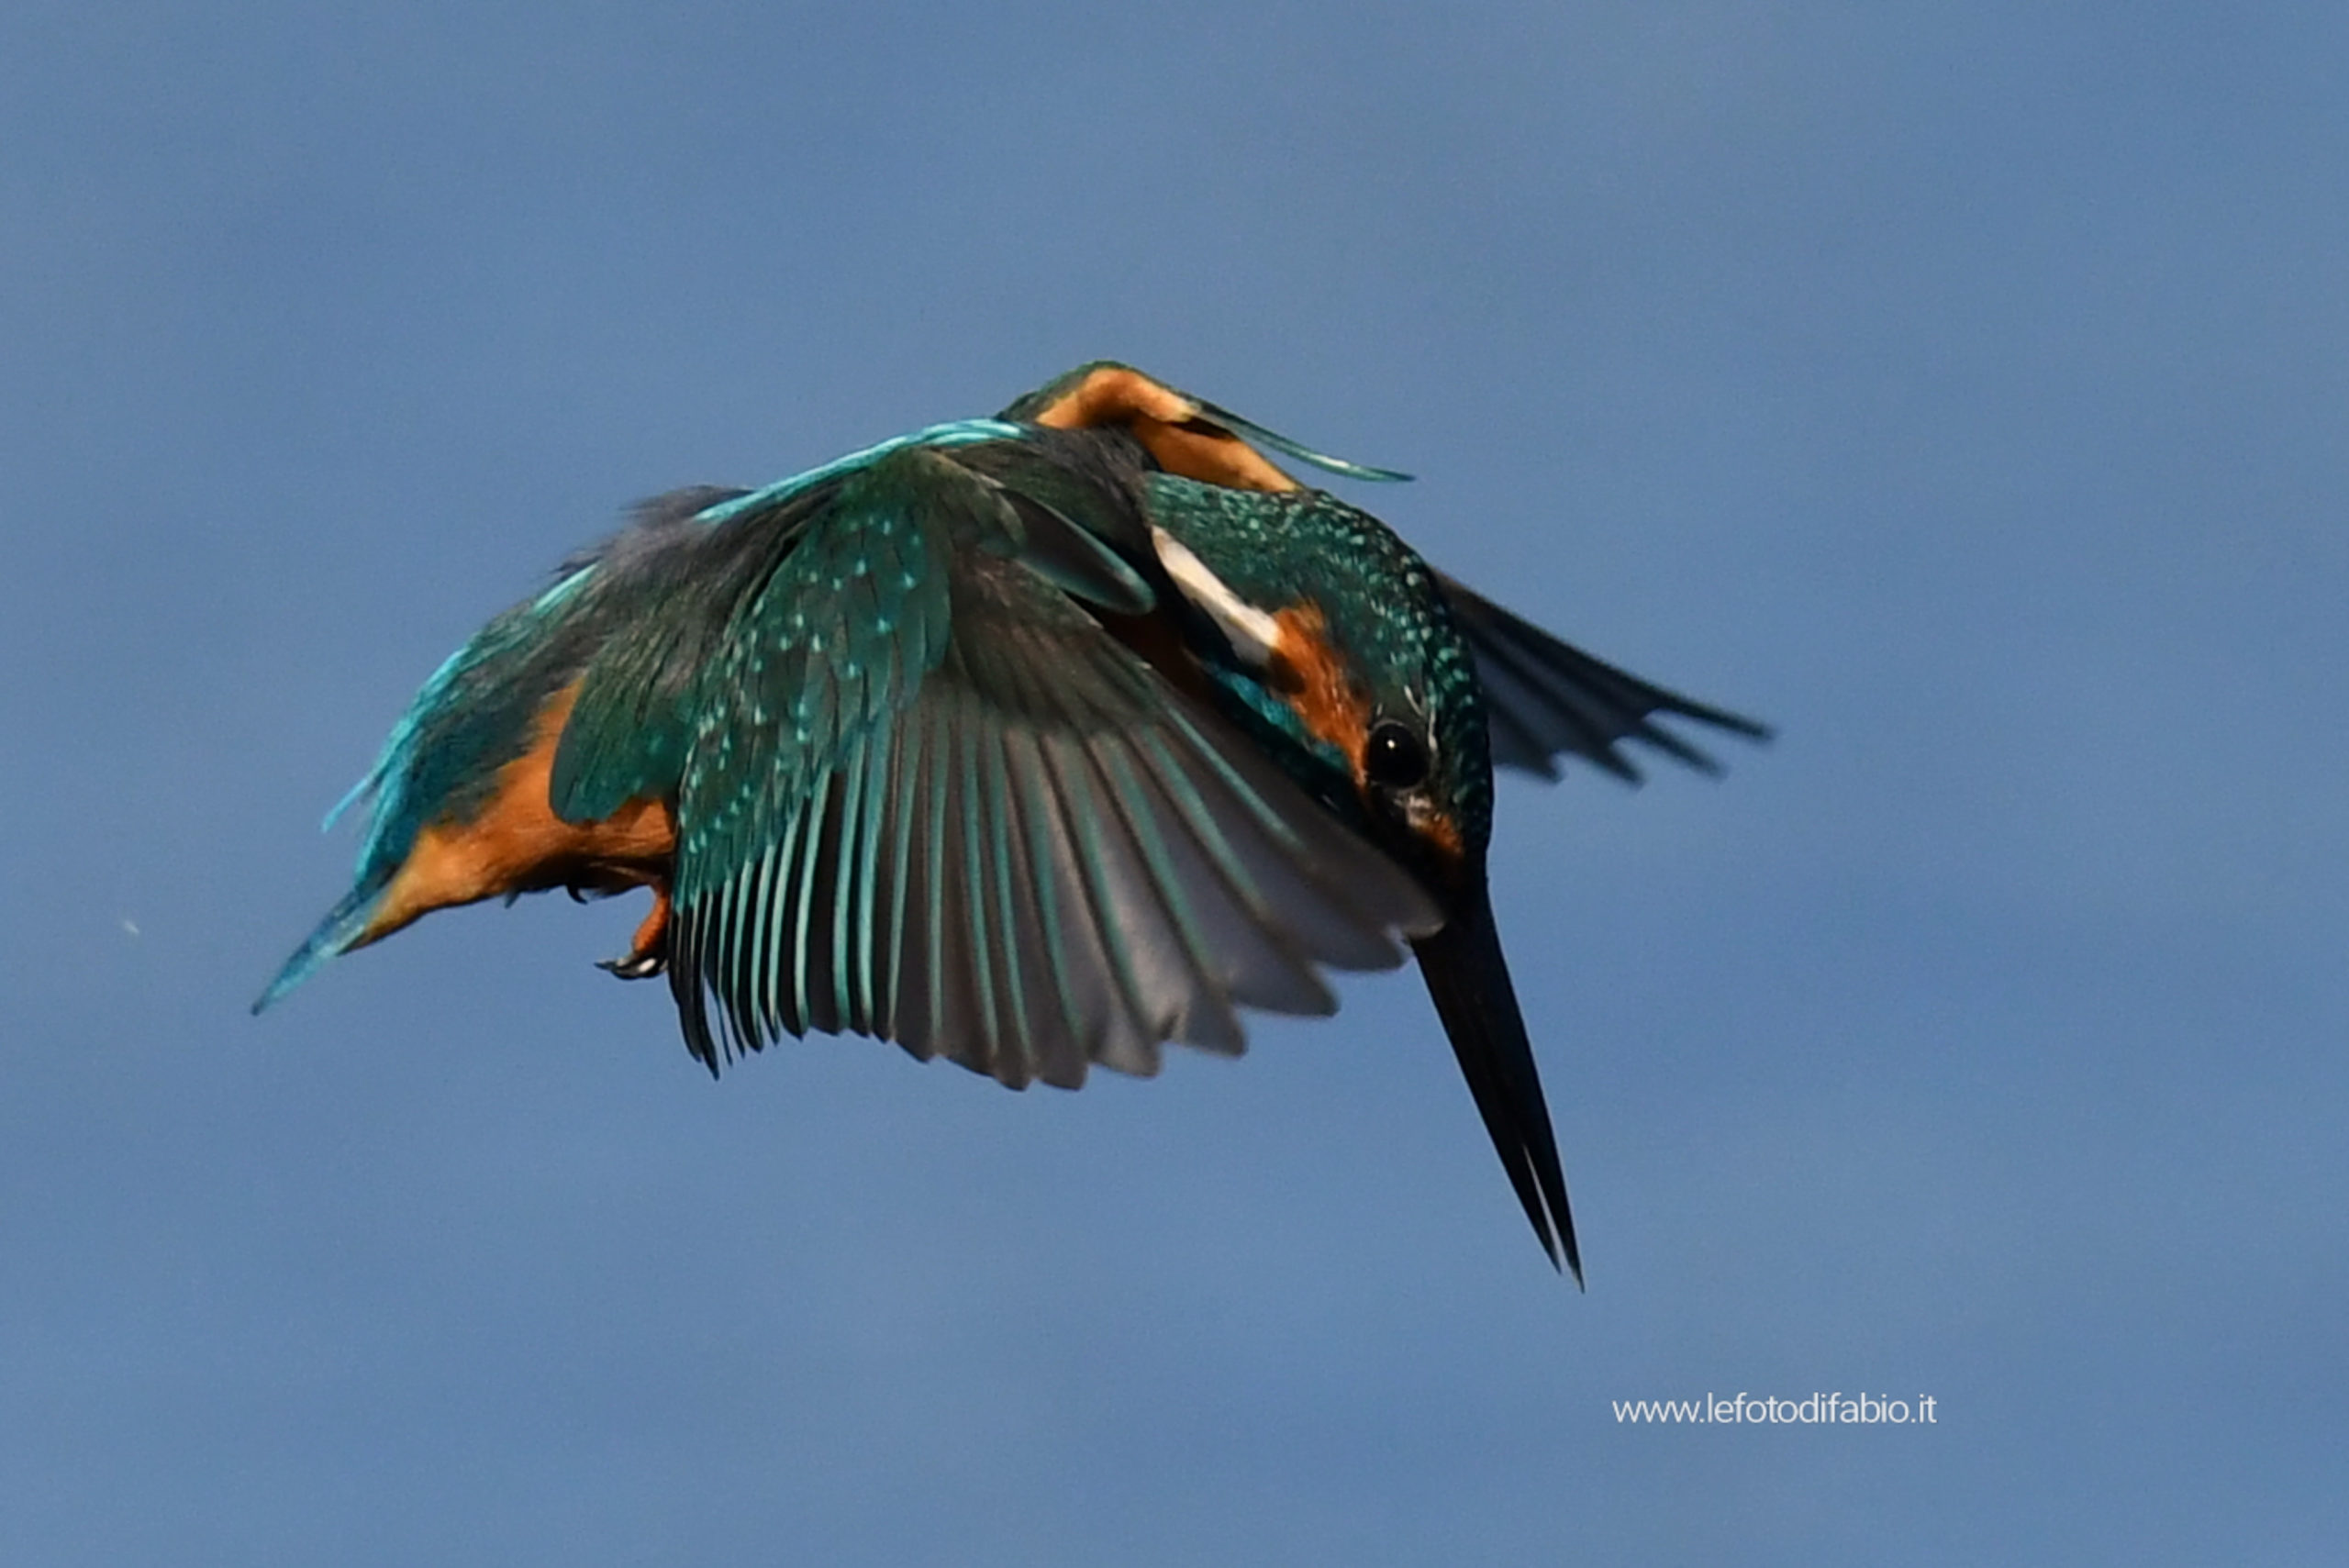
[251,882,385,1014]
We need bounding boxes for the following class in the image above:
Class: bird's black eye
[1364,721,1430,790]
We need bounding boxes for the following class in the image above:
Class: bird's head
[1128,473,1578,1275]
[1123,474,1496,909]
[1000,361,1480,890]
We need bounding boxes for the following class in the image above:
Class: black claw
[597,952,666,980]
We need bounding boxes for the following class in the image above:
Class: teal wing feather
[549,428,1155,828]
[1187,396,1414,484]
[545,487,803,826]
[1434,573,1771,782]
[655,441,1441,1084]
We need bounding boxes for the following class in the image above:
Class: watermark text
[1612,1392,1937,1425]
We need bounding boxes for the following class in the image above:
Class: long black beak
[1411,875,1581,1283]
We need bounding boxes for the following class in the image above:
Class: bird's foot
[597,950,666,981]
[596,884,674,982]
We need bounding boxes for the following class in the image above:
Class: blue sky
[4,3,2344,1562]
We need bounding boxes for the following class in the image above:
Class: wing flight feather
[648,444,1441,1084]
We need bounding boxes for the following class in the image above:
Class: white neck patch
[1150,526,1285,667]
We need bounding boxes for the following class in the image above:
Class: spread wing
[1435,573,1771,783]
[564,438,1442,1086]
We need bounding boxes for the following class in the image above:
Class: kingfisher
[257,362,1766,1279]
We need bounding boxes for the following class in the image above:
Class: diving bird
[258,362,1767,1278]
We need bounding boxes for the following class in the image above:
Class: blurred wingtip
[1196,399,1416,484]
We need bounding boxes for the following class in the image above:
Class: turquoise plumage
[260,363,1766,1276]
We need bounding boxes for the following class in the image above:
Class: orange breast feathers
[354,683,677,956]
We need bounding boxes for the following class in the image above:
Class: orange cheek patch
[1266,606,1467,873]
[1267,604,1372,782]
[358,683,677,947]
[1030,364,1301,493]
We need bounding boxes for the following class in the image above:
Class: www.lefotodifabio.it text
[1612,1393,1938,1424]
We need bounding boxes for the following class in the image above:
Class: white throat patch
[1150,526,1284,667]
